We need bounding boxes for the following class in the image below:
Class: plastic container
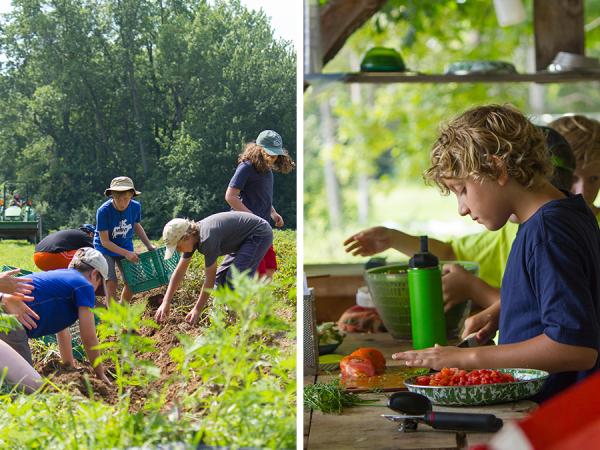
[1,265,33,276]
[356,286,375,308]
[365,261,478,341]
[121,247,180,294]
[407,236,446,349]
[360,47,406,72]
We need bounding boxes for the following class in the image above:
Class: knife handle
[424,411,503,432]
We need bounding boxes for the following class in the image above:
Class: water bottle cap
[408,236,439,269]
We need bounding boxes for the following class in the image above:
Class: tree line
[0,0,296,236]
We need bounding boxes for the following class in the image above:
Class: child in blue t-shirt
[0,248,110,383]
[225,130,294,279]
[94,176,154,304]
[392,105,600,403]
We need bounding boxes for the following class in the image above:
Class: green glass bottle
[408,236,447,349]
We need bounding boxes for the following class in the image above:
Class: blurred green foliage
[305,0,600,262]
[0,0,296,236]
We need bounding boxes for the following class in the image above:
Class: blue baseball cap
[256,130,285,156]
[79,224,95,234]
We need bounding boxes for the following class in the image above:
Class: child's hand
[392,344,468,370]
[185,307,201,325]
[146,244,156,252]
[125,251,140,263]
[1,293,39,330]
[97,370,111,384]
[441,264,473,311]
[154,301,170,323]
[462,303,499,344]
[272,213,284,228]
[0,269,34,296]
[344,226,394,256]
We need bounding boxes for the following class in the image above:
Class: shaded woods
[0,0,296,235]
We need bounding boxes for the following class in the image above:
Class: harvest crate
[121,247,180,294]
[1,265,34,276]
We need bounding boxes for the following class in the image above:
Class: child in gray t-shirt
[155,211,273,324]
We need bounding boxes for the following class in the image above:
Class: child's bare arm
[345,227,456,259]
[185,262,217,325]
[98,230,138,262]
[133,223,155,251]
[270,206,283,227]
[225,187,252,214]
[393,334,597,373]
[56,328,75,367]
[154,256,192,323]
[78,307,109,382]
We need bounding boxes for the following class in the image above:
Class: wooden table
[305,333,537,450]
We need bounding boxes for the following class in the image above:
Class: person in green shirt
[344,126,576,317]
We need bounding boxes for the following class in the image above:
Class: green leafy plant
[94,301,160,394]
[0,312,22,335]
[169,268,296,448]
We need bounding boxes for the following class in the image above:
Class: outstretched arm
[344,226,455,259]
[99,230,139,263]
[185,262,217,325]
[78,307,109,383]
[133,223,155,252]
[154,256,192,323]
[393,333,597,373]
[56,328,75,367]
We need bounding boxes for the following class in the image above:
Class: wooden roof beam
[320,0,388,66]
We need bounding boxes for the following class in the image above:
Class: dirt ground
[33,287,294,406]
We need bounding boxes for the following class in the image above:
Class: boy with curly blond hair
[392,104,600,403]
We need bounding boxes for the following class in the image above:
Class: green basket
[121,247,180,294]
[1,265,34,276]
[365,261,479,341]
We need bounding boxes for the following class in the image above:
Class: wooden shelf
[304,71,600,84]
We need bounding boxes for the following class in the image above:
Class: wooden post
[320,0,387,66]
[534,0,584,71]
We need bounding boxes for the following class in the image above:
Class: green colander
[365,261,479,341]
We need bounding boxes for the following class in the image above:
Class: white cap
[162,218,190,260]
[69,247,109,280]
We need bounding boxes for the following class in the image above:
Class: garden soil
[33,287,294,407]
[33,289,212,406]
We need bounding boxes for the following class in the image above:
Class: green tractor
[0,181,42,244]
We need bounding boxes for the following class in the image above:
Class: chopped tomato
[415,368,517,386]
[339,356,376,378]
[349,347,386,374]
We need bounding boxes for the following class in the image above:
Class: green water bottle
[408,236,447,349]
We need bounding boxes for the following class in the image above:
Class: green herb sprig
[304,380,378,414]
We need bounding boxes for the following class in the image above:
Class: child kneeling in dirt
[154,211,273,325]
[0,248,110,383]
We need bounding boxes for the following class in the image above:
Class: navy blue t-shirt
[35,229,92,253]
[94,199,141,256]
[500,195,600,402]
[228,161,273,222]
[25,269,96,339]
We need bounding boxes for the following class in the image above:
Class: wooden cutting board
[341,366,429,392]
